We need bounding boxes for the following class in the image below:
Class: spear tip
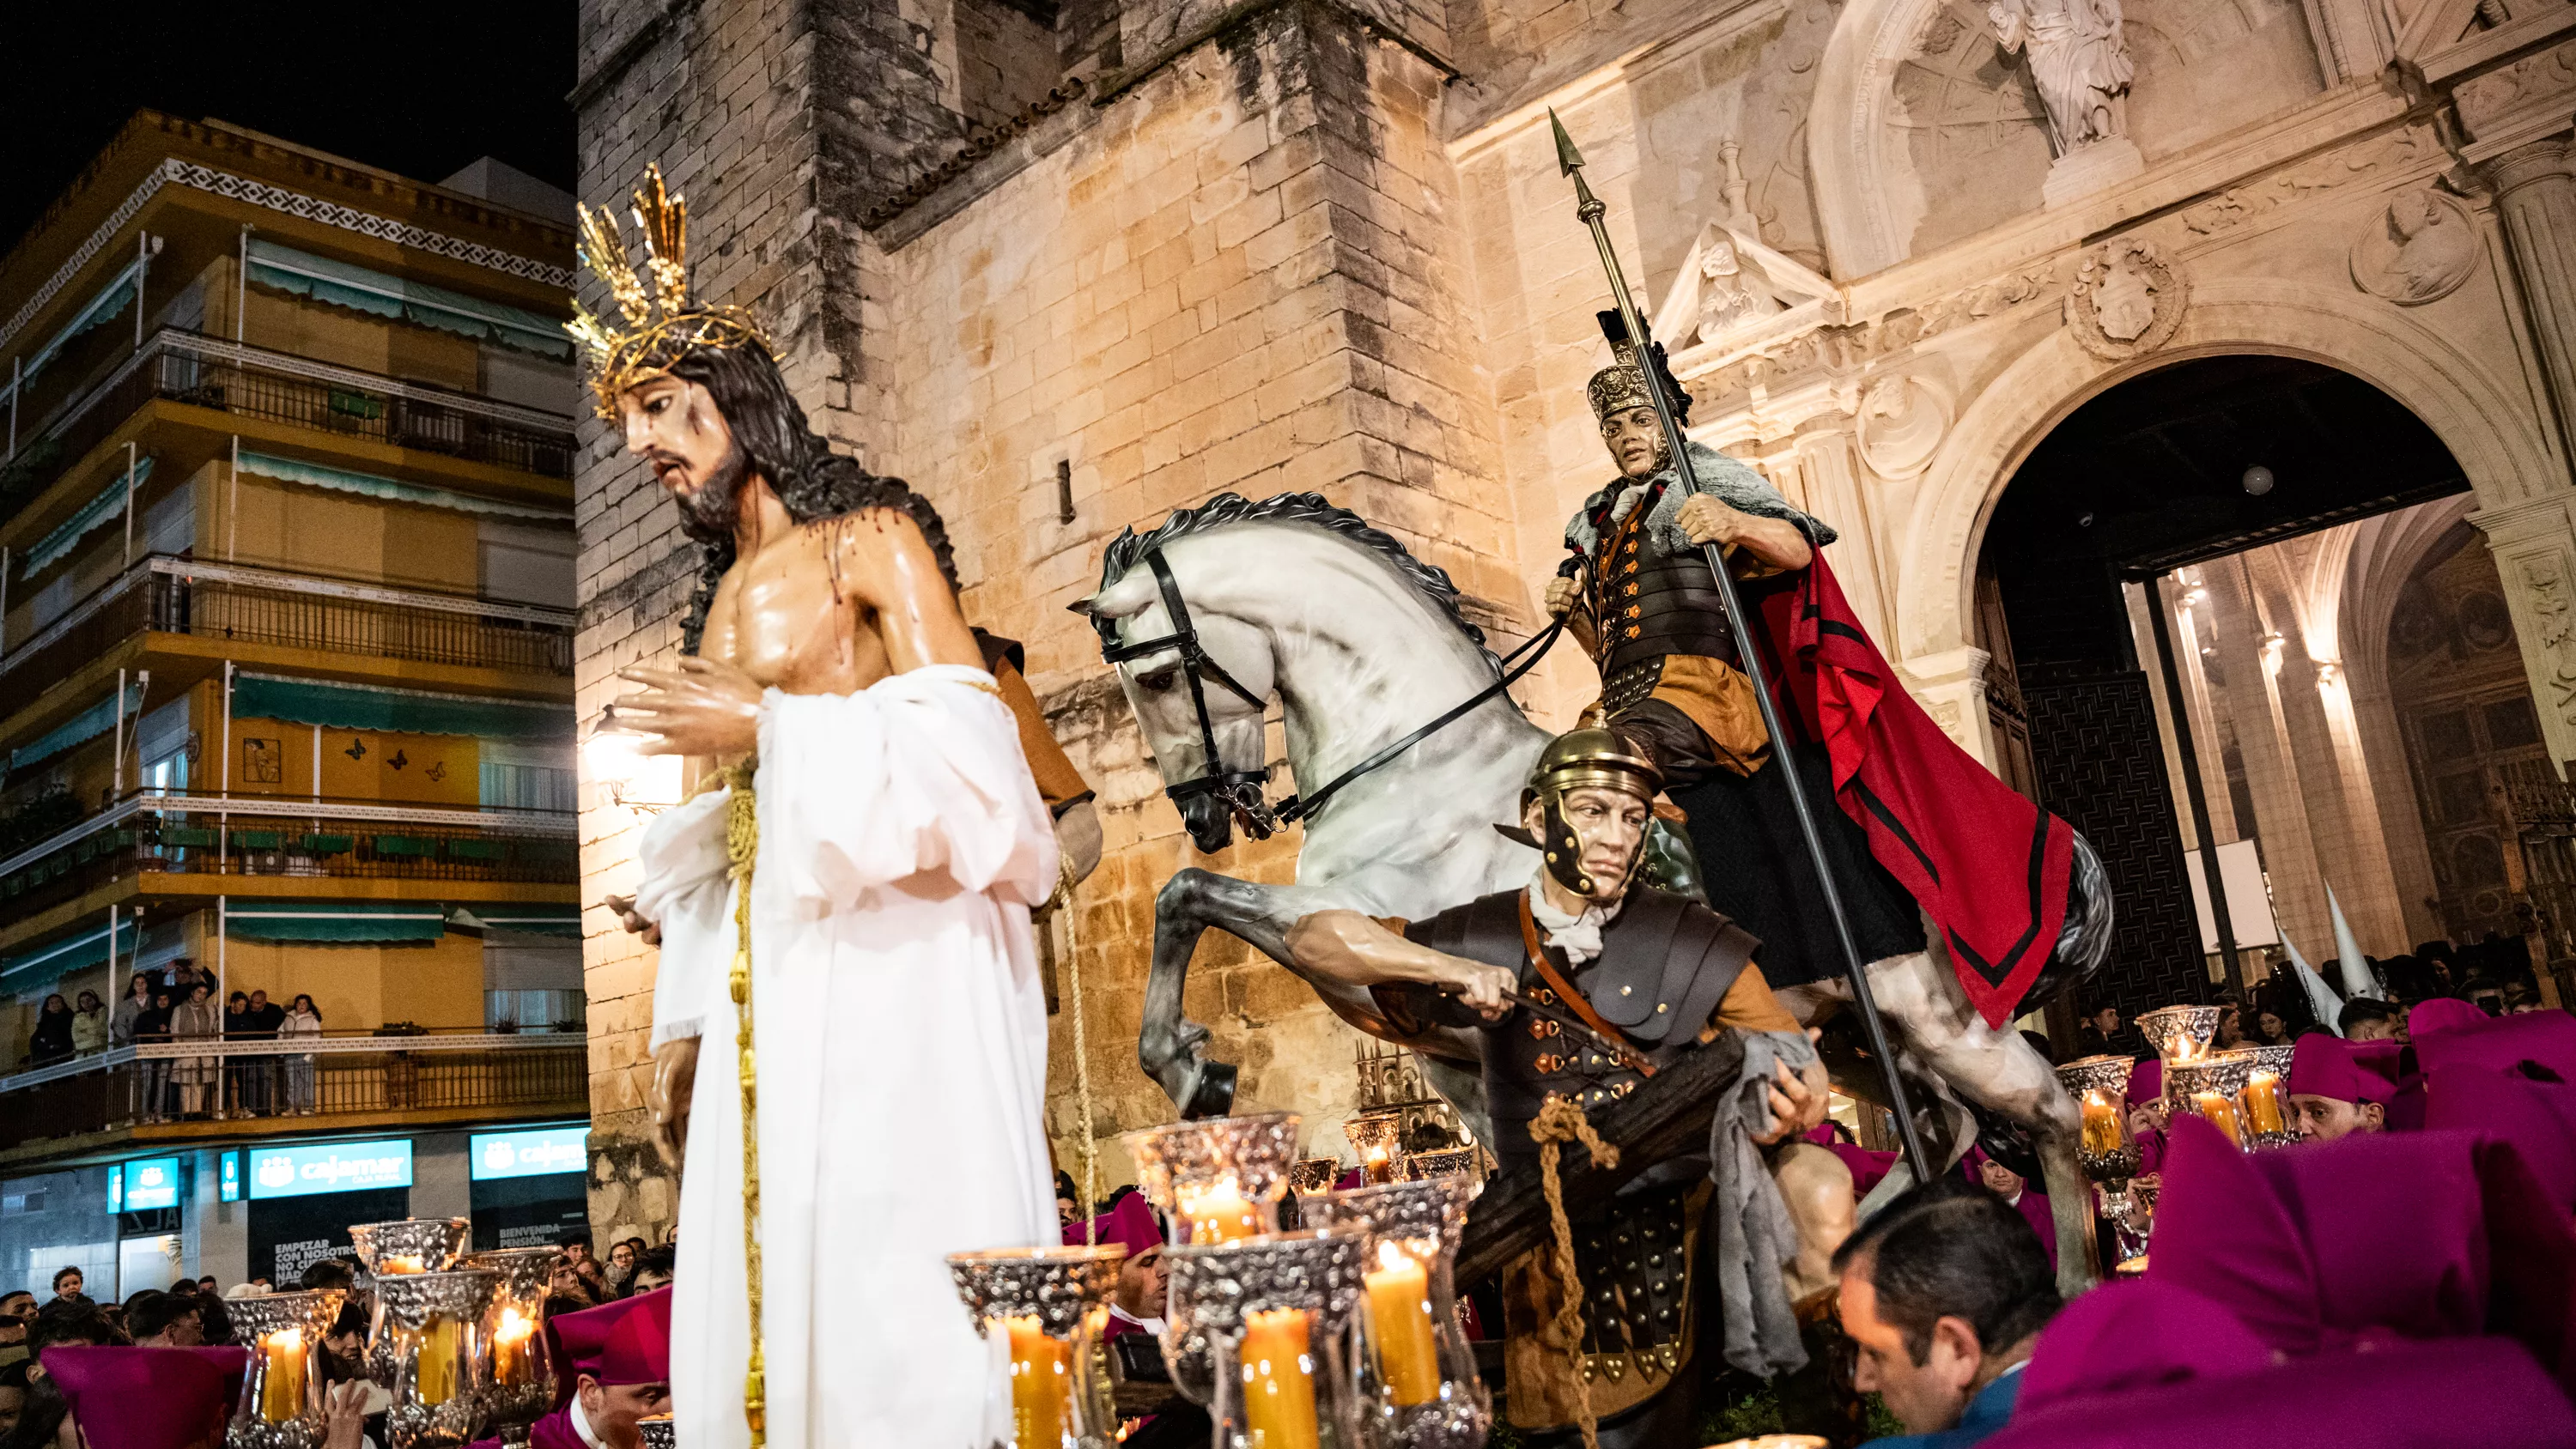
[1547,108,1585,176]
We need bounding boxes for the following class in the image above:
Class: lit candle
[259,1327,307,1423]
[1002,1314,1071,1449]
[2191,1091,2243,1149]
[2241,1072,2287,1137]
[379,1255,428,1276]
[1240,1307,1321,1449]
[412,1317,459,1406]
[491,1307,537,1387]
[1363,1240,1441,1407]
[1177,1177,1263,1244]
[2078,1091,2124,1157]
[1361,1144,1396,1185]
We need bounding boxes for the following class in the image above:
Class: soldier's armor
[1586,478,1744,684]
[1398,886,1756,1389]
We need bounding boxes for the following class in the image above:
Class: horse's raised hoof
[1178,1058,1239,1120]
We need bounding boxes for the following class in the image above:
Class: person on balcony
[131,991,173,1123]
[281,995,322,1115]
[108,975,151,1049]
[25,996,73,1068]
[169,983,222,1119]
[222,991,256,1116]
[68,993,106,1058]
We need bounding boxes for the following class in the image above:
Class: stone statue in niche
[1987,0,2135,152]
[2351,188,2480,306]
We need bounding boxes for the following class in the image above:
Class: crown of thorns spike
[567,165,771,419]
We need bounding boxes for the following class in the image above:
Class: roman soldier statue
[1541,345,2081,1035]
[579,165,1084,1449]
[1284,728,1837,1446]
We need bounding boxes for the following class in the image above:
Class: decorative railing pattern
[0,792,577,918]
[0,555,575,699]
[0,1033,584,1153]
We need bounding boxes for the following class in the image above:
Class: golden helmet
[1527,727,1661,804]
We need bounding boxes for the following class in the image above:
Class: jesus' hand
[613,655,767,757]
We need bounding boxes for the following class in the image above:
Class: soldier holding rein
[1284,729,1838,1446]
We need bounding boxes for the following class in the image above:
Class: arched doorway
[1972,354,2516,1026]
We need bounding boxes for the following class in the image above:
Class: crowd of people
[0,1229,677,1449]
[15,960,329,1120]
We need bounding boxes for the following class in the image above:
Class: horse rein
[1095,543,1583,841]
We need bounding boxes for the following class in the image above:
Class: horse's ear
[1080,569,1156,622]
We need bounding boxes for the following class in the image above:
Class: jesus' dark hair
[666,339,960,653]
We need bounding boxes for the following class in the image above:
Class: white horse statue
[1074,492,2109,1295]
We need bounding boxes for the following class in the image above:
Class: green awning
[247,239,573,361]
[9,681,145,774]
[231,674,572,741]
[452,906,580,939]
[21,457,153,577]
[1,917,140,987]
[16,256,142,386]
[234,452,569,522]
[222,901,449,944]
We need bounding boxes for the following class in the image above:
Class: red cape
[1756,555,2075,1026]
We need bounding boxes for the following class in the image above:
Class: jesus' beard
[674,442,755,542]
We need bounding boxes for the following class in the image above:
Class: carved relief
[2455,39,2576,141]
[1857,374,1956,479]
[2520,555,2576,728]
[2067,239,2187,359]
[2350,188,2480,306]
[2178,127,2429,239]
[1654,220,1838,353]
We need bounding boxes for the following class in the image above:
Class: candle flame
[1376,1240,1412,1272]
[265,1326,303,1352]
[495,1307,535,1344]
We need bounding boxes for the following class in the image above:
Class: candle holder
[945,1243,1127,1449]
[227,1289,347,1449]
[459,1249,558,1445]
[2168,1050,2259,1153]
[351,1220,472,1387]
[1291,1158,1346,1197]
[1168,1229,1371,1449]
[1343,1111,1406,1186]
[2135,1005,2224,1064]
[2241,1044,2299,1149]
[1126,1113,1304,1405]
[635,1418,675,1449]
[1125,1113,1303,1246]
[374,1270,501,1449]
[1307,1179,1489,1449]
[1400,1148,1483,1185]
[2054,1056,2142,1181]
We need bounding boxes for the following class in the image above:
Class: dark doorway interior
[1978,355,2469,1027]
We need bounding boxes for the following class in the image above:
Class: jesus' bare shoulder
[697,505,982,694]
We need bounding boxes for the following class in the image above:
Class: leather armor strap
[1518,896,1656,1079]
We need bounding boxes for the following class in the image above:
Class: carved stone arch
[1807,0,1966,278]
[1890,276,2565,666]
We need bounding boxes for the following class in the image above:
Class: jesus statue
[581,167,1064,1448]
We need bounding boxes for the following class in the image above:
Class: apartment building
[0,115,589,1293]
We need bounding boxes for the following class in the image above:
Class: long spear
[1549,110,1935,1185]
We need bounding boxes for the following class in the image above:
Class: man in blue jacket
[1835,1179,2060,1448]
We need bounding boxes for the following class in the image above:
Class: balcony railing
[0,1032,586,1155]
[0,791,578,919]
[2,329,574,511]
[0,555,574,700]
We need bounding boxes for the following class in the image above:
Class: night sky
[1,1,577,259]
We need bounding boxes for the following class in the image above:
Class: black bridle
[1093,545,1574,842]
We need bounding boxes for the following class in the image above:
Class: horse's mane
[1095,492,1500,673]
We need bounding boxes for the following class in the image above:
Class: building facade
[570,0,2576,1234]
[0,116,592,1293]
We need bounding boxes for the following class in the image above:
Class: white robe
[635,665,1060,1449]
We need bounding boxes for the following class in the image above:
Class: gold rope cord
[722,762,767,1446]
[1530,1094,1620,1449]
[1054,852,1100,1240]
